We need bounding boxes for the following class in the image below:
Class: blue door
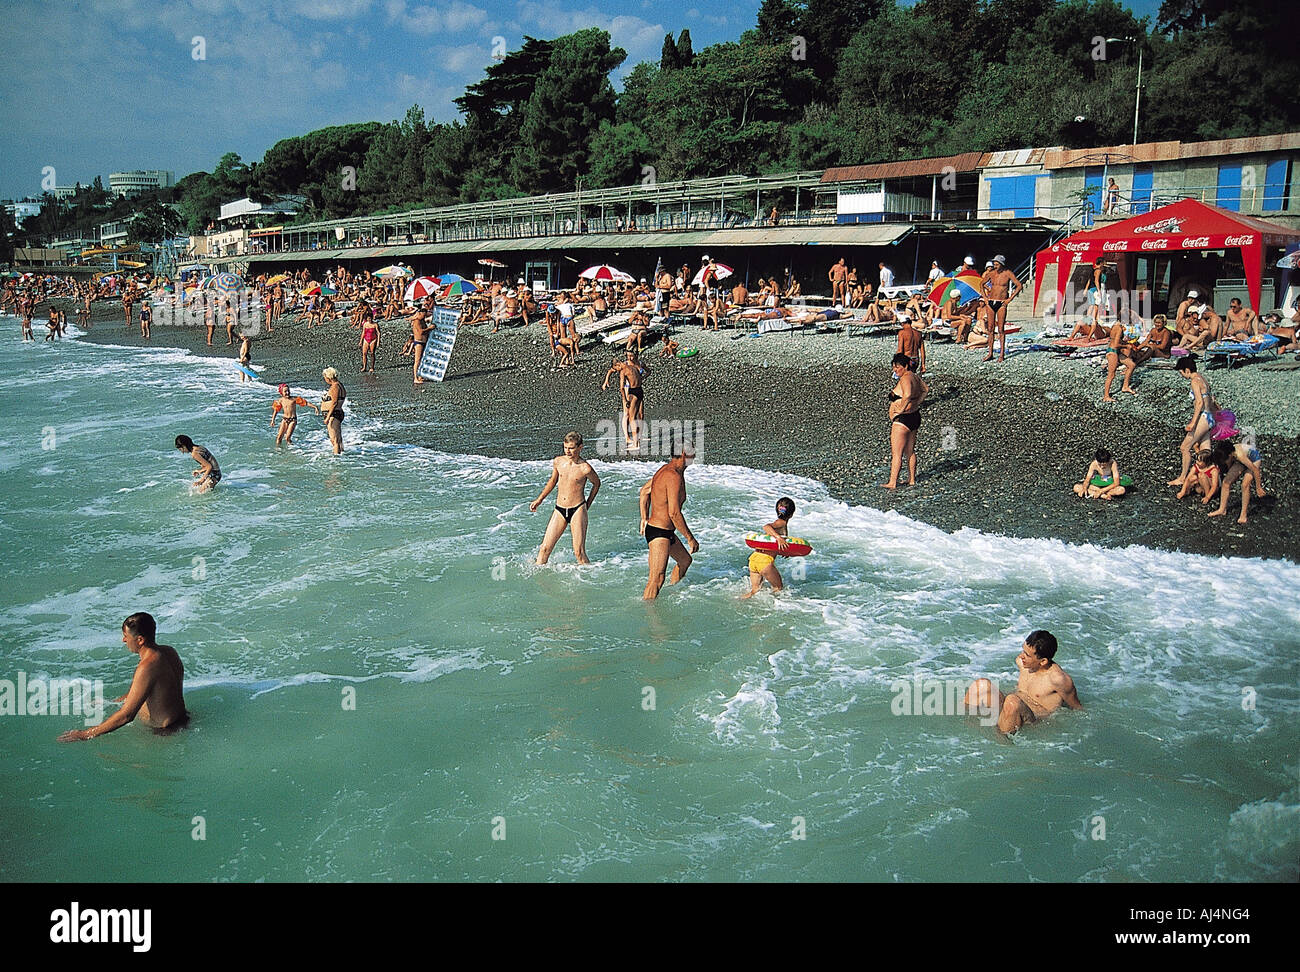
[987,175,1038,218]
[1082,167,1103,225]
[1131,165,1153,215]
[1217,165,1242,211]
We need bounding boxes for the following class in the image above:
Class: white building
[4,199,42,222]
[109,170,175,196]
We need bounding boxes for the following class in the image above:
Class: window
[1263,159,1290,211]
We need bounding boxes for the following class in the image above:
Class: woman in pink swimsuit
[358,318,380,374]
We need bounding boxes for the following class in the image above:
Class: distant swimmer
[602,351,648,451]
[320,367,346,455]
[271,383,317,445]
[530,431,602,565]
[963,630,1083,734]
[638,442,699,600]
[742,496,795,599]
[58,612,189,741]
[175,434,221,492]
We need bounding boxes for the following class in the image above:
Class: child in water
[743,497,796,598]
[270,383,316,445]
[1073,448,1127,500]
[237,334,253,382]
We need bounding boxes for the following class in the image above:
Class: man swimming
[175,434,221,492]
[639,442,699,600]
[530,431,601,565]
[57,612,189,741]
[963,630,1083,734]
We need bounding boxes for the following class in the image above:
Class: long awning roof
[249,224,915,263]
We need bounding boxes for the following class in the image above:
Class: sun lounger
[1205,334,1282,367]
[576,310,633,336]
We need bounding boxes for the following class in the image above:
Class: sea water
[0,327,1296,882]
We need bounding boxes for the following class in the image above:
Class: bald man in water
[58,612,188,741]
[963,630,1082,734]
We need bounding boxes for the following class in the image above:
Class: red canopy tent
[1033,198,1300,316]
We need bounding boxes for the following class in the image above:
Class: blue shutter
[1217,165,1242,211]
[1264,160,1290,210]
[1131,165,1153,215]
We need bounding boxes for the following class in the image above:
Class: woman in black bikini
[882,352,928,490]
[320,367,346,456]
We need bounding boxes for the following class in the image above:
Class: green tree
[756,0,801,43]
[509,28,627,193]
[660,33,680,70]
[675,29,694,66]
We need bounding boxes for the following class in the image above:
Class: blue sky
[0,0,1161,200]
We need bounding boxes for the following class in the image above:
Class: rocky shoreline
[73,300,1298,562]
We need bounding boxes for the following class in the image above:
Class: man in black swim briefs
[639,442,698,599]
[531,432,601,565]
[980,255,1022,363]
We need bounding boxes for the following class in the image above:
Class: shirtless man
[58,613,189,741]
[828,258,848,305]
[1223,298,1258,340]
[896,316,926,374]
[602,351,647,449]
[638,443,699,600]
[1199,306,1225,344]
[939,292,972,343]
[980,255,1022,362]
[1119,313,1173,394]
[730,280,749,310]
[655,267,675,316]
[410,307,432,383]
[962,630,1083,734]
[530,431,601,565]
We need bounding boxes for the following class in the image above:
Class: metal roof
[1044,133,1300,169]
[821,153,984,183]
[981,147,1054,168]
[249,224,915,263]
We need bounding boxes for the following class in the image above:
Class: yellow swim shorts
[748,551,776,573]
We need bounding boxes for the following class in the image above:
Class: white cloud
[384,0,494,34]
[513,1,663,65]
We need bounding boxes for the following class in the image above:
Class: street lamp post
[1106,36,1143,144]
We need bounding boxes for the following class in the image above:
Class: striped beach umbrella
[578,264,634,283]
[374,265,412,278]
[204,272,244,296]
[404,276,441,302]
[440,279,480,297]
[691,262,734,286]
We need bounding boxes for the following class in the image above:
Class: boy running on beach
[742,497,796,598]
[530,432,601,565]
[270,383,317,445]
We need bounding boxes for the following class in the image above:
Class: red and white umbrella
[578,264,634,283]
[404,276,441,302]
[692,262,734,286]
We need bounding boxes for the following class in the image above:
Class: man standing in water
[963,630,1082,734]
[530,431,601,565]
[58,613,188,741]
[980,255,1022,362]
[639,443,699,600]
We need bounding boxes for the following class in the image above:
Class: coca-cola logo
[1134,217,1183,235]
[1063,241,1089,252]
[1102,240,1126,251]
[1141,239,1170,250]
[1182,236,1211,248]
[1224,234,1255,246]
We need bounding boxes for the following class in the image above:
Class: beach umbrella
[320,286,338,296]
[929,271,983,306]
[691,262,735,286]
[374,265,412,278]
[204,272,244,296]
[440,279,480,297]
[266,273,290,284]
[579,264,634,283]
[478,257,506,282]
[404,276,441,302]
[434,272,469,285]
[300,284,322,297]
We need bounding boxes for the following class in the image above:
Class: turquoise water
[1,326,1297,882]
